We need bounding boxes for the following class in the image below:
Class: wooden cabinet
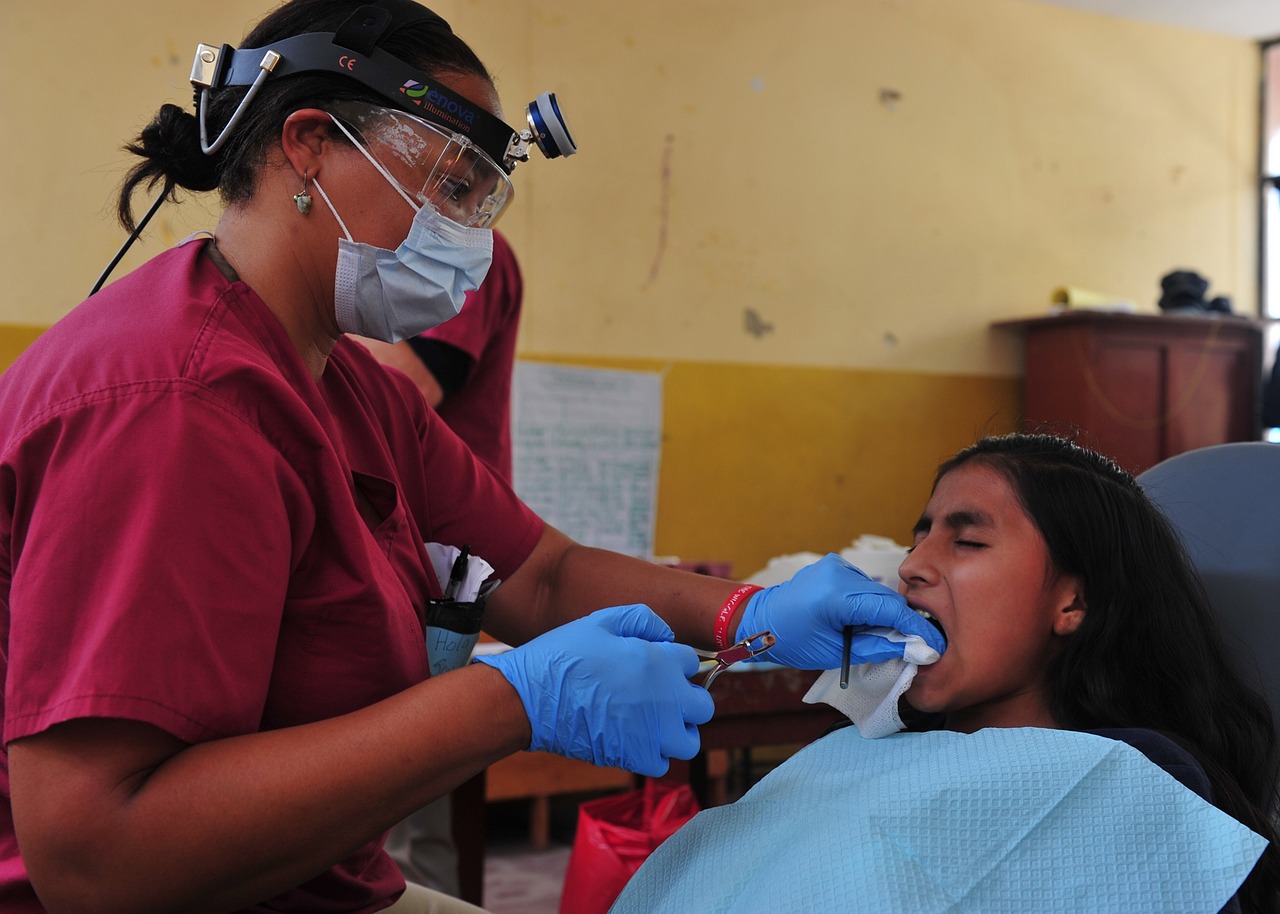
[994,312,1265,475]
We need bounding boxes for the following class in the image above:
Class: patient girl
[902,434,1278,913]
[614,434,1279,914]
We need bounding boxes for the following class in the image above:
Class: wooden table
[453,666,841,904]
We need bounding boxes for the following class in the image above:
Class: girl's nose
[898,540,933,586]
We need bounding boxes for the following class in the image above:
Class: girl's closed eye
[955,539,987,549]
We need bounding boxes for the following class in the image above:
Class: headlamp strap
[332,1,450,57]
[209,30,518,172]
[333,6,392,56]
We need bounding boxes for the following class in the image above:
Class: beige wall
[0,0,1260,572]
[1,0,1259,365]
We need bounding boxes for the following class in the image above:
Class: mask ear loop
[310,179,352,241]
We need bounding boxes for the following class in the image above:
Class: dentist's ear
[279,109,338,180]
[1053,583,1086,637]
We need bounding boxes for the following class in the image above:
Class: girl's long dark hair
[117,0,490,230]
[937,433,1278,912]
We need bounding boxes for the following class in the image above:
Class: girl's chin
[904,673,949,714]
[904,696,945,715]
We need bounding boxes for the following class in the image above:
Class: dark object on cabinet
[1158,269,1233,315]
[994,311,1264,475]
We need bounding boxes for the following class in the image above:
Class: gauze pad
[802,627,939,738]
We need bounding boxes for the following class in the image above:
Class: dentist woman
[0,2,944,912]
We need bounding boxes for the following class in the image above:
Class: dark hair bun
[126,103,221,192]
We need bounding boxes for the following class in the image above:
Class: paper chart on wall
[511,362,662,558]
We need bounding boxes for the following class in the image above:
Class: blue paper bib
[612,727,1265,913]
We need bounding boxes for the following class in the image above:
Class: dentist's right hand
[473,604,715,777]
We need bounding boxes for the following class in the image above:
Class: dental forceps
[693,631,776,689]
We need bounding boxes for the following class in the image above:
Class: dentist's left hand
[738,553,947,669]
[474,604,716,777]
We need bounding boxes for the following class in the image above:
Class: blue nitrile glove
[474,604,716,777]
[739,553,947,670]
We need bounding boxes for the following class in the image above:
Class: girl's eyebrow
[913,508,997,536]
[945,509,996,530]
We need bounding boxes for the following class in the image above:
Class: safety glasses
[327,100,514,228]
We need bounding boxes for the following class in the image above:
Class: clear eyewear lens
[419,147,510,227]
[329,102,514,227]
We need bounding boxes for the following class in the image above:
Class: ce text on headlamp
[189,4,577,172]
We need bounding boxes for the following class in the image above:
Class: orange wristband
[714,584,763,649]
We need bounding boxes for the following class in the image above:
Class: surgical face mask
[313,119,494,343]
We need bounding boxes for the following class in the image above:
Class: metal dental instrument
[694,631,776,689]
[840,624,853,689]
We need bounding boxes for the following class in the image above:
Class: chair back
[1137,442,1280,720]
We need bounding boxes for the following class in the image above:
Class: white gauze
[803,627,940,739]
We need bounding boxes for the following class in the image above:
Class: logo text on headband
[400,81,477,129]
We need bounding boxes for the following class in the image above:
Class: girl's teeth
[916,609,946,642]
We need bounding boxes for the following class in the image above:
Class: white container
[839,535,909,587]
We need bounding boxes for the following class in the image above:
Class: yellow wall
[1,0,1258,352]
[0,0,1258,574]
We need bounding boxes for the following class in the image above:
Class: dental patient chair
[1138,441,1280,809]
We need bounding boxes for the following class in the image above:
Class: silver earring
[293,172,313,215]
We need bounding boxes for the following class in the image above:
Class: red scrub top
[0,238,543,913]
[422,229,523,481]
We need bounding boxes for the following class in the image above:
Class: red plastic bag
[559,780,700,914]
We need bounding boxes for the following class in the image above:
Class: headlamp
[92,2,576,295]
[189,3,577,172]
